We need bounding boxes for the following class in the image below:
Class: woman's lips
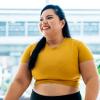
[42,26,50,30]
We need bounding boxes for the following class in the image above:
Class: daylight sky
[0,0,100,9]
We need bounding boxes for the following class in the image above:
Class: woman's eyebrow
[40,15,53,18]
[46,15,53,17]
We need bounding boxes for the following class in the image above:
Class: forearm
[4,79,29,100]
[85,76,99,100]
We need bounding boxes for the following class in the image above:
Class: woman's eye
[40,16,53,21]
[40,18,43,21]
[47,16,53,19]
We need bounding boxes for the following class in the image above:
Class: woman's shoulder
[29,42,37,48]
[65,38,84,45]
[24,42,37,53]
[65,38,90,50]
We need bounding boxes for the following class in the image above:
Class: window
[83,21,99,35]
[8,21,25,36]
[27,22,41,36]
[0,22,6,36]
[68,21,81,35]
[88,44,100,54]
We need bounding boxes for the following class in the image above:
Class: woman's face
[39,9,64,38]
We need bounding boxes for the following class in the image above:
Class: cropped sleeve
[78,41,94,63]
[20,44,36,64]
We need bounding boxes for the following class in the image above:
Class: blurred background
[0,0,100,100]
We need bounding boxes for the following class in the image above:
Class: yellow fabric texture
[20,38,93,87]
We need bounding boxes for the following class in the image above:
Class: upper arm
[14,63,32,86]
[78,41,93,62]
[14,44,35,86]
[4,63,32,99]
[77,41,98,83]
[4,44,35,99]
[15,43,36,85]
[79,60,98,84]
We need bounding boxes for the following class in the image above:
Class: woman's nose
[42,19,48,24]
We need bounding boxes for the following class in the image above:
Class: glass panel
[83,21,99,35]
[0,22,6,36]
[0,56,20,96]
[8,21,25,36]
[0,44,29,98]
[88,44,100,54]
[68,21,81,35]
[0,45,27,55]
[27,22,41,36]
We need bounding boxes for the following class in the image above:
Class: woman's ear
[61,19,65,28]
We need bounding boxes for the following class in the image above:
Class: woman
[4,5,99,100]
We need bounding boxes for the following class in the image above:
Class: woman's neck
[46,35,64,47]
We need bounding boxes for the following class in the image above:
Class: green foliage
[97,64,100,75]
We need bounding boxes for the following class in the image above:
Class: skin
[39,9,65,47]
[79,60,99,100]
[4,63,32,100]
[4,9,99,100]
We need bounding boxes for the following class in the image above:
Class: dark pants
[30,90,82,100]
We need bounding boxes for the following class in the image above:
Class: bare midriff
[33,83,79,96]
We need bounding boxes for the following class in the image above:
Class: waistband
[30,90,82,100]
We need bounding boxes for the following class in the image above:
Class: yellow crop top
[20,38,93,87]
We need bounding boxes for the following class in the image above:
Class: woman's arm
[4,63,32,100]
[79,60,99,100]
